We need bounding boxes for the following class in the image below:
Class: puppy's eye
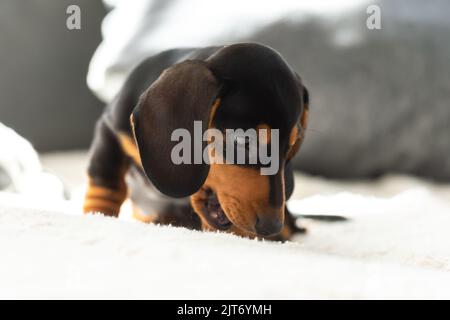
[234,135,249,145]
[233,133,252,148]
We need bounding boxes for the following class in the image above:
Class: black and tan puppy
[83,43,309,241]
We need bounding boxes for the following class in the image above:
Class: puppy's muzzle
[255,214,283,237]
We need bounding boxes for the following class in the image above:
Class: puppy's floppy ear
[302,85,309,111]
[293,72,310,132]
[287,84,310,161]
[301,85,310,134]
[131,60,221,198]
[284,161,295,200]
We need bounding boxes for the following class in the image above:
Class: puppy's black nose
[255,217,283,236]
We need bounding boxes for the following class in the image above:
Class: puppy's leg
[131,202,157,223]
[268,207,306,242]
[83,119,128,217]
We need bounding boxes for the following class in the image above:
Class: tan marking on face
[256,123,271,144]
[118,132,142,167]
[208,98,221,128]
[191,164,284,235]
[190,188,213,229]
[300,109,309,139]
[289,126,298,147]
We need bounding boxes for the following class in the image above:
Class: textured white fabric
[0,123,64,198]
[1,163,450,299]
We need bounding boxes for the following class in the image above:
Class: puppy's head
[132,43,309,237]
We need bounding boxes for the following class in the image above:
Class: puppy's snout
[255,216,283,237]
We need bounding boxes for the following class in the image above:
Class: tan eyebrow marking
[256,123,271,144]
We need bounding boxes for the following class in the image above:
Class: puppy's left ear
[131,60,221,198]
[302,85,310,111]
[287,84,310,161]
[284,161,295,200]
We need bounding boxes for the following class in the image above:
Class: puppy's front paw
[268,219,306,242]
[83,182,127,217]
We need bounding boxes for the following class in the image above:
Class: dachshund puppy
[83,43,309,241]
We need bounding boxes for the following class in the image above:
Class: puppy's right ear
[131,60,221,198]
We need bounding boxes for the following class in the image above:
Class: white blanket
[1,171,450,299]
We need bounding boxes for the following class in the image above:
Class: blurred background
[0,0,105,151]
[1,0,449,199]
